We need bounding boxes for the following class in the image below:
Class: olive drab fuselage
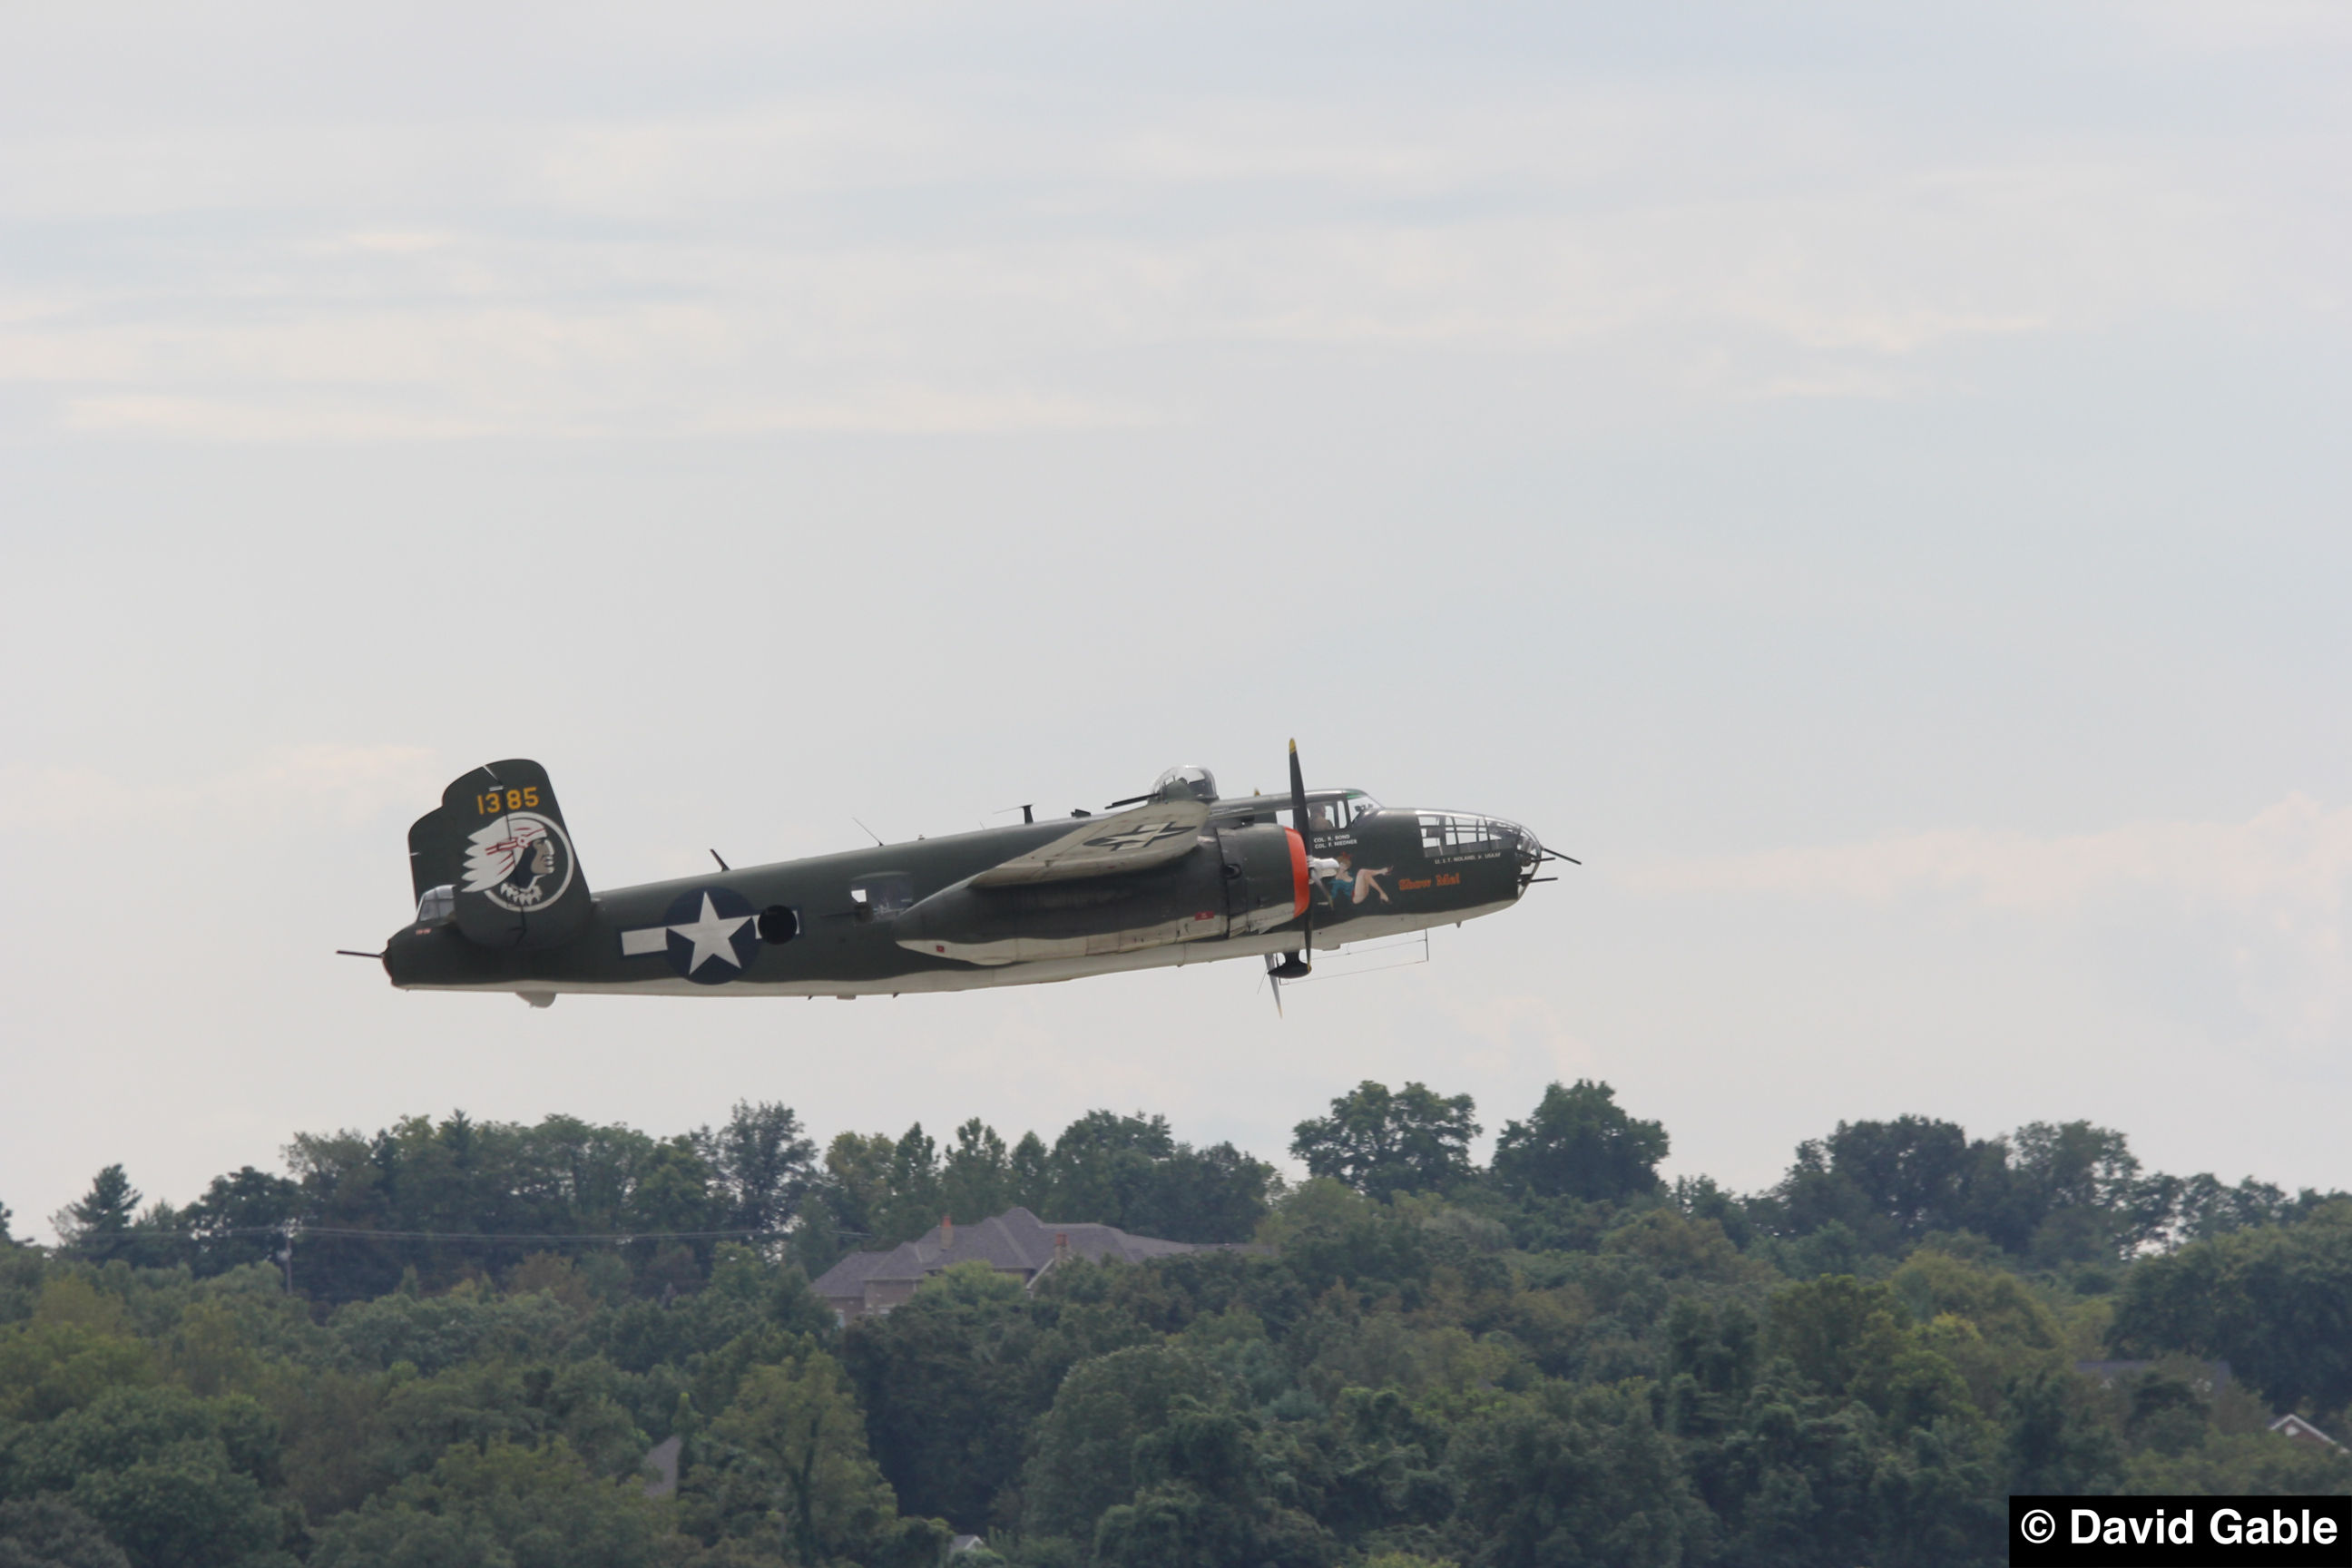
[379,760,1550,1003]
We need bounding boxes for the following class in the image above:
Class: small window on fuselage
[848,874,916,920]
[416,885,456,924]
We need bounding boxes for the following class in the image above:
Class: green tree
[0,1497,132,1568]
[1765,1277,1916,1404]
[0,1307,155,1426]
[1866,1417,2004,1568]
[1758,1115,2160,1263]
[699,1102,818,1240]
[702,1341,899,1565]
[1049,1112,1174,1225]
[311,1438,659,1568]
[2007,1120,2147,1263]
[1676,1360,1878,1566]
[2,1387,287,1568]
[2110,1205,2352,1417]
[796,1131,899,1273]
[2120,1427,2352,1494]
[1022,1346,1225,1541]
[2000,1366,2123,1499]
[942,1121,1013,1227]
[1448,1381,1710,1568]
[1008,1132,1054,1213]
[2144,1172,2352,1245]
[627,1135,723,1239]
[306,1508,502,1568]
[1122,1143,1279,1245]
[1256,1180,1428,1295]
[843,1263,1041,1531]
[281,1110,736,1302]
[182,1169,302,1279]
[1032,1113,1276,1241]
[1092,1398,1328,1568]
[874,1127,943,1244]
[805,1112,1274,1253]
[1489,1082,1666,1204]
[54,1168,142,1267]
[1290,1083,1478,1201]
[1766,1117,1994,1250]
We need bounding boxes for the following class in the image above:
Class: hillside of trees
[4,1080,2350,1568]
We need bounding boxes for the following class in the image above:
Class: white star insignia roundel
[618,888,761,982]
[668,893,751,975]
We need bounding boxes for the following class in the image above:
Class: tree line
[3,1080,2349,1568]
[36,1105,1278,1307]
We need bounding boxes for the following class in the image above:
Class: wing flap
[971,799,1210,886]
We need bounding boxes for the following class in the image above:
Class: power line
[76,1223,866,1244]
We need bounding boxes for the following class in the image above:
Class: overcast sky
[5,3,2350,1240]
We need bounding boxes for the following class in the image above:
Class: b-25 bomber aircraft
[362,745,1567,1008]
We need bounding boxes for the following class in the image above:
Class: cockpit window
[1308,792,1381,832]
[415,884,456,925]
[1152,765,1219,804]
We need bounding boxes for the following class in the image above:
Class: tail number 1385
[475,787,542,816]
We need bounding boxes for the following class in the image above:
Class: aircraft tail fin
[409,760,593,949]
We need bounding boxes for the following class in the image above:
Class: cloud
[0,61,2288,440]
[1445,991,1596,1091]
[0,744,440,832]
[1627,795,2352,912]
[1626,796,2352,1056]
[2133,1,2352,52]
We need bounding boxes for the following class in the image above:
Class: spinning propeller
[1267,739,1314,1014]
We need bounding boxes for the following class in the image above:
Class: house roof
[809,1206,1232,1299]
[2270,1413,2344,1448]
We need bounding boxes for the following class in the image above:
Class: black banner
[2011,1496,2352,1565]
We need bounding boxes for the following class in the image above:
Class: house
[810,1206,1244,1324]
[2269,1413,2344,1449]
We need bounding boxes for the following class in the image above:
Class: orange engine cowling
[1213,821,1310,936]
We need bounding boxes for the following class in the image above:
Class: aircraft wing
[970,799,1212,886]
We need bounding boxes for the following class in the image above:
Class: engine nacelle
[896,823,1305,965]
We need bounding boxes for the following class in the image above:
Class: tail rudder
[410,759,593,949]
